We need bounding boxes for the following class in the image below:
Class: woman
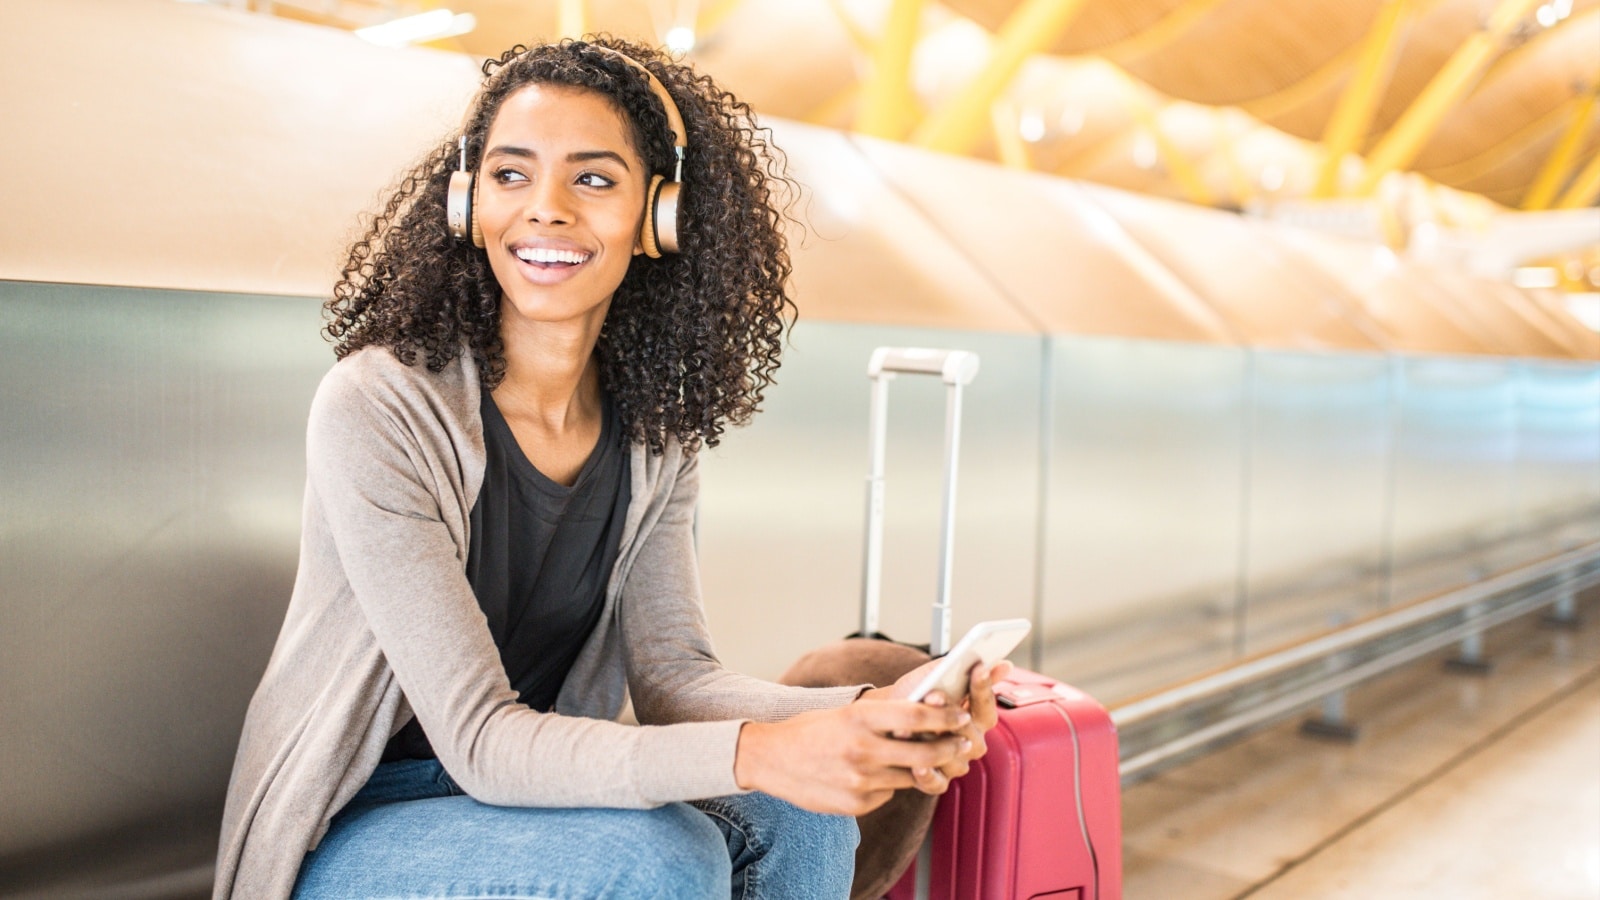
[215,37,1007,900]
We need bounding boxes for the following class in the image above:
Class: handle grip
[868,347,979,386]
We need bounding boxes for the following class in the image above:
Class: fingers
[896,663,1016,796]
[937,729,980,780]
[964,661,1010,730]
[915,732,980,794]
[892,689,944,739]
[843,706,967,783]
[911,764,950,795]
[854,697,970,737]
[760,675,1020,816]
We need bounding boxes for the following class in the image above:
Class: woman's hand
[733,700,970,817]
[858,657,1015,795]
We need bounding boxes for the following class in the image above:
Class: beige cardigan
[214,346,861,900]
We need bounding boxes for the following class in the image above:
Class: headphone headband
[589,45,687,181]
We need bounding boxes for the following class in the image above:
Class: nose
[522,175,574,226]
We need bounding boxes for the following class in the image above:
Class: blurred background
[2,0,1596,896]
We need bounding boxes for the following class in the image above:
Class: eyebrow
[484,146,632,171]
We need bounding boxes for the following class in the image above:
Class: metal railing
[1110,541,1600,785]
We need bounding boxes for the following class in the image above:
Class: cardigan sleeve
[618,449,866,730]
[305,360,752,808]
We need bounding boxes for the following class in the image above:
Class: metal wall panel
[1388,357,1520,602]
[0,281,327,878]
[1241,351,1392,651]
[695,323,1043,679]
[1514,362,1600,545]
[1038,337,1248,702]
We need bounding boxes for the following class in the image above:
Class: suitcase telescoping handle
[861,347,981,657]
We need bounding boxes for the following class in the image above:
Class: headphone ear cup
[447,170,474,243]
[471,202,484,249]
[640,174,665,259]
[654,179,681,255]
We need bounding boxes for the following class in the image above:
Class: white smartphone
[905,618,1031,704]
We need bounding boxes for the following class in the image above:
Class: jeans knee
[796,803,860,872]
[705,792,858,885]
[762,793,859,861]
[640,803,733,898]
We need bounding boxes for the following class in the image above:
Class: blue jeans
[291,759,857,899]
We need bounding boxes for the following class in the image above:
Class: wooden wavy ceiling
[265,0,1600,211]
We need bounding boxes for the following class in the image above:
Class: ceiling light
[1533,0,1571,27]
[664,26,696,53]
[1512,266,1560,289]
[1018,111,1046,143]
[356,9,477,48]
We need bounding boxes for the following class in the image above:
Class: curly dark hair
[325,36,799,454]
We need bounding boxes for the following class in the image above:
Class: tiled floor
[1121,602,1600,900]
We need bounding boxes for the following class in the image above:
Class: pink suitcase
[855,348,1122,900]
[886,668,1122,900]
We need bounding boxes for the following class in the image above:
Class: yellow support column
[911,0,1090,155]
[857,0,925,139]
[1314,0,1413,197]
[1130,101,1216,206]
[1524,89,1599,209]
[1214,111,1255,207]
[559,0,586,39]
[991,100,1033,170]
[1355,0,1544,194]
[825,0,876,55]
[1555,144,1600,209]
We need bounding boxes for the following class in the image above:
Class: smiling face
[475,84,649,336]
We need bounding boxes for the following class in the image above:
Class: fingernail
[960,739,973,752]
[957,712,972,726]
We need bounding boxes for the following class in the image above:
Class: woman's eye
[577,172,615,188]
[492,168,527,184]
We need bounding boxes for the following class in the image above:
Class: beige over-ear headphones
[446,44,687,258]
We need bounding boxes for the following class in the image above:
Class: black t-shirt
[382,388,630,762]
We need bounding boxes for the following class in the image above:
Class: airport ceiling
[254,0,1599,211]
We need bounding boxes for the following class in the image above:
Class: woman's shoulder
[317,345,475,408]
[627,430,697,501]
[308,344,480,443]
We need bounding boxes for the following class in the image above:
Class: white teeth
[515,247,590,265]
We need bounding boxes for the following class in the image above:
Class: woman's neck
[490,305,608,486]
[492,301,606,433]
